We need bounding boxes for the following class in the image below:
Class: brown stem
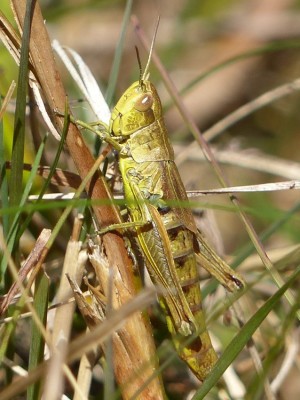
[10,2,165,398]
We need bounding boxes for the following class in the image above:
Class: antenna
[141,16,160,81]
[135,46,143,85]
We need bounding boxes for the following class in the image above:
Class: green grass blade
[93,0,133,155]
[0,97,10,277]
[192,266,300,399]
[27,270,49,400]
[0,137,46,279]
[105,0,133,107]
[9,0,34,211]
[17,106,70,242]
[246,288,300,399]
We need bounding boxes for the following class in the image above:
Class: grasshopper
[103,78,244,381]
[70,47,244,381]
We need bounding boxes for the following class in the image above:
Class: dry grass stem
[177,145,300,180]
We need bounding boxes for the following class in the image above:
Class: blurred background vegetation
[1,0,300,399]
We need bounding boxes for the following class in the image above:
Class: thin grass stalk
[9,0,33,212]
[0,86,14,269]
[27,271,49,400]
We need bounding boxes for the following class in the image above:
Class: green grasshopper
[70,51,244,381]
[104,79,244,381]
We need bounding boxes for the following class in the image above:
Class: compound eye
[134,93,153,112]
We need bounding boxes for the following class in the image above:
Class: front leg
[55,109,123,152]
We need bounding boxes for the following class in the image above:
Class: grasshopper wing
[161,160,198,233]
[126,176,197,334]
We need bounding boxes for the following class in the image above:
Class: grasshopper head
[110,80,162,137]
